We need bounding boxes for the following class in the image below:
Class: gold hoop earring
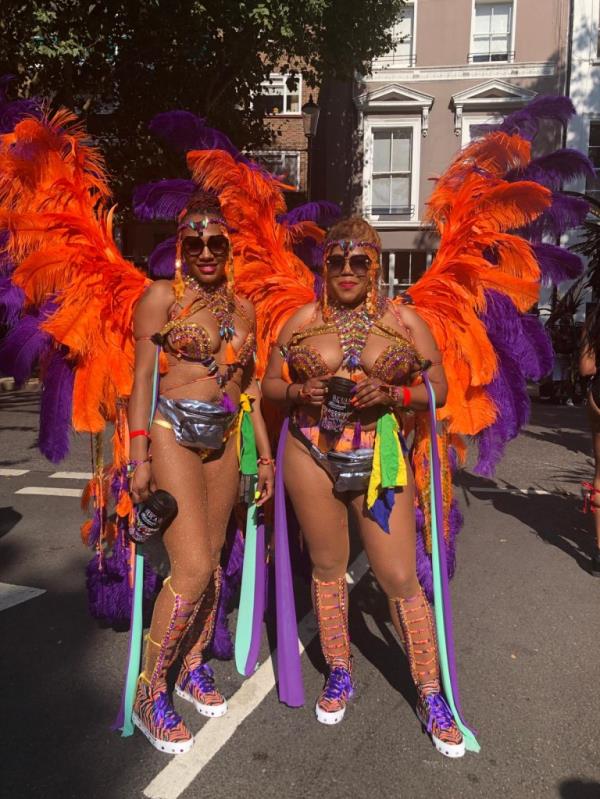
[173,238,185,301]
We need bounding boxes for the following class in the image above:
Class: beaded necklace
[184,276,235,341]
[326,294,388,373]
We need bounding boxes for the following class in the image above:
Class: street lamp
[301,94,320,201]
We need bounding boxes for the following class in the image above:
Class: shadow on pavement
[0,555,141,799]
[559,778,600,798]
[458,471,595,575]
[0,506,22,538]
[525,402,590,457]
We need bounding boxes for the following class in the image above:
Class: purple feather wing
[524,192,590,241]
[38,350,74,463]
[532,242,584,285]
[474,291,552,476]
[0,313,51,383]
[281,201,341,227]
[133,179,195,221]
[0,278,24,326]
[148,236,177,278]
[499,96,575,140]
[149,111,244,160]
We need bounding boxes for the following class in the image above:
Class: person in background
[579,305,600,575]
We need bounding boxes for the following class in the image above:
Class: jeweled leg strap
[312,575,351,670]
[391,588,440,697]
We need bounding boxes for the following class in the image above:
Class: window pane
[391,131,411,172]
[391,175,410,209]
[490,34,509,53]
[589,122,600,148]
[373,131,392,173]
[491,4,511,33]
[372,176,391,209]
[286,93,300,113]
[394,252,412,284]
[474,6,492,35]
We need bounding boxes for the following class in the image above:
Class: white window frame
[250,150,301,188]
[373,1,418,69]
[461,110,505,146]
[258,72,302,116]
[362,115,422,228]
[470,0,516,64]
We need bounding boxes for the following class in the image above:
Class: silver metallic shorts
[289,421,373,493]
[155,397,237,451]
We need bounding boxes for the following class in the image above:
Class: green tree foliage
[0,0,405,207]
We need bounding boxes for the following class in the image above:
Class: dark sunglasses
[325,254,372,276]
[181,234,230,258]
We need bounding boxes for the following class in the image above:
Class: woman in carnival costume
[253,98,590,758]
[127,188,274,753]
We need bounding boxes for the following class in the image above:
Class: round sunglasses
[181,234,230,258]
[325,253,372,277]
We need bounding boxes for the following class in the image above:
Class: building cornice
[364,60,556,84]
[355,83,434,135]
[450,79,537,136]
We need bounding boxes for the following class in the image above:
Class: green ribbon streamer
[240,408,258,476]
[429,438,481,753]
[235,481,258,675]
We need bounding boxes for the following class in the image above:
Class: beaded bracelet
[126,458,152,478]
[257,456,275,467]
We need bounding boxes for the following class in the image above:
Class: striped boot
[133,577,201,755]
[391,589,465,759]
[312,575,353,725]
[175,567,227,718]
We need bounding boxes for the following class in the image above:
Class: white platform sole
[132,712,194,755]
[175,684,228,718]
[315,701,346,725]
[416,709,465,759]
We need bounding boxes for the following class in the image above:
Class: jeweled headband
[177,216,231,235]
[323,238,382,256]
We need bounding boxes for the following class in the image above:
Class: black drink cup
[319,376,356,435]
[128,489,178,544]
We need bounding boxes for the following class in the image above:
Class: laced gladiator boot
[133,577,201,755]
[175,567,227,717]
[392,589,465,759]
[312,575,353,725]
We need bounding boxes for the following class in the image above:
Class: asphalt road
[0,389,599,799]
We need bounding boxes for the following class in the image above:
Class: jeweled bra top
[152,296,255,381]
[280,311,422,385]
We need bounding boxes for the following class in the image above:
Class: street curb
[0,377,41,392]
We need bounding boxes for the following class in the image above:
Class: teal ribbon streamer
[120,549,145,736]
[235,478,258,675]
[427,380,480,753]
[116,346,161,736]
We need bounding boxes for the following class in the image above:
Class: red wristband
[130,429,150,440]
[402,387,411,407]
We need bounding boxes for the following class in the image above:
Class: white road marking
[49,471,92,480]
[0,582,46,612]
[469,487,553,496]
[143,552,370,799]
[15,486,82,498]
[0,468,29,477]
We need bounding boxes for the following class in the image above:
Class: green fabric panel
[240,410,258,476]
[378,413,399,488]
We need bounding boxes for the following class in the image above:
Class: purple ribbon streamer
[244,515,266,676]
[424,373,475,735]
[274,418,305,707]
